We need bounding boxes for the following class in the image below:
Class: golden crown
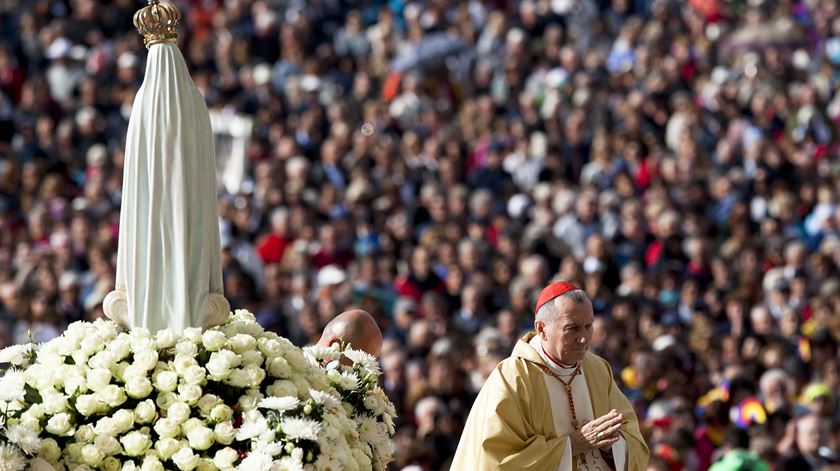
[133,0,181,48]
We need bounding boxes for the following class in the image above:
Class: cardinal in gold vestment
[451,282,649,470]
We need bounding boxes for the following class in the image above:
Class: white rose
[228,334,256,354]
[292,377,311,396]
[210,404,233,423]
[240,350,263,367]
[38,438,61,463]
[326,369,341,383]
[89,350,118,370]
[19,414,41,434]
[153,371,178,393]
[257,338,282,358]
[42,392,69,415]
[45,412,73,436]
[135,399,157,424]
[112,409,135,433]
[230,365,264,388]
[266,380,297,398]
[80,336,103,356]
[74,424,95,443]
[267,357,292,378]
[154,437,181,460]
[70,349,90,367]
[129,329,153,352]
[175,341,198,357]
[178,383,203,404]
[140,456,166,471]
[134,350,158,371]
[156,392,178,410]
[140,457,165,471]
[98,384,127,408]
[108,336,131,358]
[153,328,175,347]
[168,402,191,424]
[66,442,83,462]
[213,447,238,469]
[101,457,121,471]
[237,393,258,410]
[86,368,113,392]
[94,418,120,437]
[197,458,217,471]
[26,458,57,471]
[154,417,181,439]
[93,434,122,455]
[181,418,204,435]
[64,370,87,395]
[286,350,308,371]
[213,421,236,445]
[75,394,102,416]
[110,361,129,382]
[123,364,148,382]
[81,444,105,466]
[121,431,152,456]
[187,426,215,450]
[205,358,231,380]
[202,331,227,351]
[227,368,250,388]
[182,366,206,386]
[126,377,154,399]
[174,354,198,373]
[182,327,202,343]
[197,394,221,416]
[172,447,200,471]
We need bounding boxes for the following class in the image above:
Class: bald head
[317,309,383,357]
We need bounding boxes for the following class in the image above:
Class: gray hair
[535,289,589,324]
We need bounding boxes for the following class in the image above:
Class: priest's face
[535,297,594,365]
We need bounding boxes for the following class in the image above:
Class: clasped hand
[570,409,623,456]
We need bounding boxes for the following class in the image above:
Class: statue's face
[535,298,594,365]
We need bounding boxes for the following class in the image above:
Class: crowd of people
[1,0,840,469]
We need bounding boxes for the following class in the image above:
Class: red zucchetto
[535,281,578,314]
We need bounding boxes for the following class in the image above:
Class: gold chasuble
[451,332,648,470]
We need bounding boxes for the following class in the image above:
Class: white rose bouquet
[0,310,392,470]
[304,344,397,471]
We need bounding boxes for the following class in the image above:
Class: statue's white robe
[110,42,227,333]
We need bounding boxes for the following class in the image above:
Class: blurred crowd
[2,0,840,469]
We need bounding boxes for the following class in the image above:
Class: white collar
[529,335,580,376]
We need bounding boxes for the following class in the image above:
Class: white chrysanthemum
[0,443,26,471]
[280,417,321,441]
[273,455,305,471]
[0,345,32,366]
[253,440,284,457]
[302,345,338,363]
[338,372,359,391]
[5,423,40,455]
[235,415,268,441]
[342,350,381,375]
[0,369,26,402]
[356,415,382,445]
[308,389,341,410]
[237,449,272,471]
[258,396,300,412]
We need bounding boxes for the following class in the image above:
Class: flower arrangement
[0,310,396,471]
[303,344,397,471]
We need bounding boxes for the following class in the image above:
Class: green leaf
[23,384,42,404]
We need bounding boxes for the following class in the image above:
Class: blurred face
[795,416,824,455]
[535,297,594,365]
